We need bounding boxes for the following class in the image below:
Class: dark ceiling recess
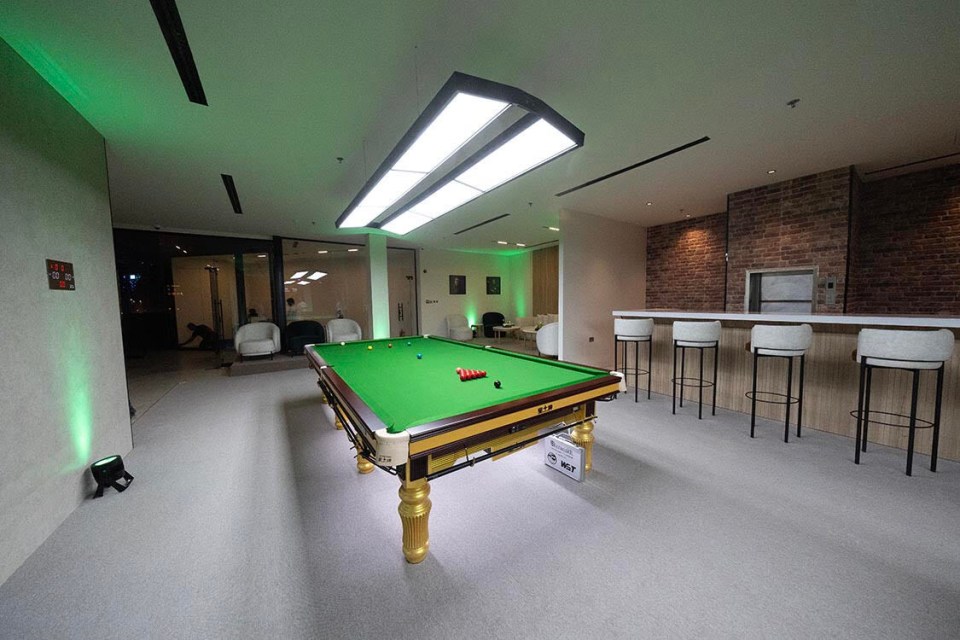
[555,136,711,196]
[221,174,242,214]
[863,151,960,176]
[453,213,510,235]
[150,0,208,105]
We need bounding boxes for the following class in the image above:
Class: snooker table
[305,335,623,563]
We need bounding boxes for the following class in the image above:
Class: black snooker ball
[494,380,501,389]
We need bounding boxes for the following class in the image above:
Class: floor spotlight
[90,455,134,498]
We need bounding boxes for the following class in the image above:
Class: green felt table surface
[310,336,610,433]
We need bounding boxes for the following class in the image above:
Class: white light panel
[307,271,327,280]
[297,281,311,285]
[393,93,508,173]
[340,92,508,228]
[290,271,308,279]
[408,181,482,218]
[382,212,433,235]
[457,119,576,192]
[283,280,295,285]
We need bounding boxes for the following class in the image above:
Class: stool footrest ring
[671,376,715,389]
[746,390,799,406]
[849,409,934,430]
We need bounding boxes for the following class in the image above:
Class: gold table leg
[356,450,374,474]
[570,419,595,474]
[334,415,344,430]
[398,478,431,563]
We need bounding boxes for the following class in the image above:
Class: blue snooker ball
[416,353,422,359]
[407,341,412,346]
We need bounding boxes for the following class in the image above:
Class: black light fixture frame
[335,72,584,230]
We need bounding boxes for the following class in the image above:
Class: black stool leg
[797,355,805,438]
[862,366,874,453]
[712,342,719,415]
[613,335,620,371]
[647,340,653,400]
[680,347,686,408]
[784,356,794,443]
[750,351,758,438]
[855,361,866,464]
[634,339,639,403]
[698,346,704,420]
[906,369,920,476]
[672,342,678,415]
[932,365,944,472]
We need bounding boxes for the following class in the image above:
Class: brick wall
[646,212,727,310]
[847,163,960,314]
[726,167,852,312]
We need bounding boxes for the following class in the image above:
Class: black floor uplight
[90,455,134,498]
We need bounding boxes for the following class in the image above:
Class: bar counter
[612,310,960,463]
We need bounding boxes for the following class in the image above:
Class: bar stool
[853,328,954,476]
[746,324,812,442]
[672,321,721,419]
[614,318,654,402]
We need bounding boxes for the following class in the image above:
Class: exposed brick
[646,213,727,310]
[847,164,960,314]
[726,168,852,312]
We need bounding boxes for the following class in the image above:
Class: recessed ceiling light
[257,254,267,258]
[347,248,359,252]
[516,243,526,247]
[297,281,311,285]
[646,202,652,206]
[685,214,691,218]
[175,245,181,250]
[307,271,327,280]
[767,169,776,174]
[547,226,560,232]
[317,250,328,254]
[497,240,509,245]
[283,280,295,285]
[290,271,308,279]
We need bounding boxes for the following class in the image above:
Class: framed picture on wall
[486,276,501,295]
[449,275,466,295]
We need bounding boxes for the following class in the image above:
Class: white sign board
[543,433,585,482]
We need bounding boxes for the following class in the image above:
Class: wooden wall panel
[532,245,559,315]
[618,322,960,462]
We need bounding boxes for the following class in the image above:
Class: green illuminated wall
[0,38,132,585]
[418,248,533,336]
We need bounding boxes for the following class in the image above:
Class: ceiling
[2,1,958,252]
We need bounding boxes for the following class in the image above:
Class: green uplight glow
[64,350,93,471]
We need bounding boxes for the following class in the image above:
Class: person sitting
[179,322,217,350]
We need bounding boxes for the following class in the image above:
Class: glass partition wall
[280,239,372,340]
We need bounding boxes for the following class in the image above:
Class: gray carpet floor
[1,369,959,639]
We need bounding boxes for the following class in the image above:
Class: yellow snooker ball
[367,345,373,350]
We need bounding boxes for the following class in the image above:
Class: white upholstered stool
[747,324,813,442]
[853,328,954,476]
[672,321,721,419]
[614,318,654,402]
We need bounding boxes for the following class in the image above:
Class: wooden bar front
[613,311,960,462]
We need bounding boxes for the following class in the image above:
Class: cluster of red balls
[455,367,487,381]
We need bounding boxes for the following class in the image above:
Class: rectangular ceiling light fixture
[337,72,584,235]
[289,271,308,279]
[307,271,327,280]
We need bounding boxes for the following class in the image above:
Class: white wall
[559,209,646,367]
[0,40,132,585]
[419,249,532,336]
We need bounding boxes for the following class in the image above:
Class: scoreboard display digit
[46,259,75,291]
